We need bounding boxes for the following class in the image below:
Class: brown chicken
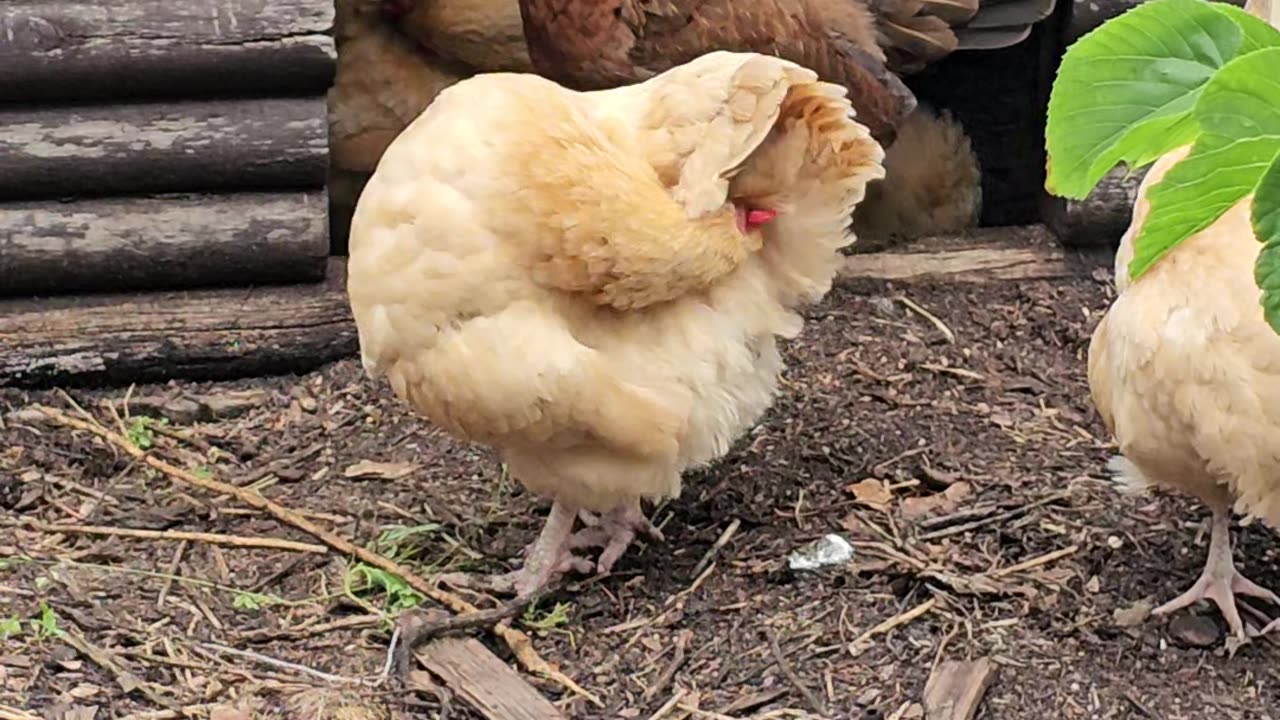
[329,0,472,243]
[394,0,535,72]
[1088,142,1280,644]
[516,0,1012,244]
[329,0,471,178]
[517,0,1059,142]
[347,51,885,595]
[848,104,980,252]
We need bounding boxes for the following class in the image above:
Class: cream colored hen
[1088,143,1280,641]
[347,51,884,595]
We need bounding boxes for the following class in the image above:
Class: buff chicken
[514,0,1040,244]
[328,0,471,246]
[347,51,885,595]
[1088,142,1280,643]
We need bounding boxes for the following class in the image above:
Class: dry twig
[767,629,828,717]
[35,405,601,707]
[5,518,327,554]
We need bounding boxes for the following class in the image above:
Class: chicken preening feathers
[347,51,884,594]
[516,0,994,246]
[517,0,1058,142]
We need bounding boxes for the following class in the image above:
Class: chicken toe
[1153,507,1280,639]
[568,501,664,574]
[439,500,593,597]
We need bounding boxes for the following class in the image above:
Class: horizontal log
[0,0,334,103]
[0,98,328,201]
[0,260,357,389]
[837,225,1111,285]
[0,192,329,297]
[1042,166,1144,248]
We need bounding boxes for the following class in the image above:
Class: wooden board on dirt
[838,225,1111,286]
[416,637,567,720]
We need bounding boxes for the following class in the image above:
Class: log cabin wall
[0,1,355,387]
[0,0,335,298]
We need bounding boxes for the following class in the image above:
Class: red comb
[746,209,777,226]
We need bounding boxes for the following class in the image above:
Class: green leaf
[1045,0,1280,199]
[1213,4,1280,54]
[1254,153,1280,334]
[1130,47,1280,279]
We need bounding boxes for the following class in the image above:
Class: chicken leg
[570,500,665,574]
[439,500,594,597]
[1152,504,1280,639]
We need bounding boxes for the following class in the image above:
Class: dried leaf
[847,478,893,511]
[66,684,100,699]
[210,706,252,720]
[342,460,418,481]
[900,482,974,521]
[1113,599,1153,628]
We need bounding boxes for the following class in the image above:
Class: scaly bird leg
[570,500,665,574]
[1153,505,1280,639]
[438,499,593,597]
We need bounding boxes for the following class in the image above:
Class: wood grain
[0,192,329,296]
[923,658,997,720]
[0,0,335,102]
[839,225,1111,283]
[0,97,328,201]
[416,638,566,720]
[0,259,356,388]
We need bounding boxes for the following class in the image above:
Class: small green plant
[125,416,166,450]
[344,564,424,615]
[192,465,213,480]
[1,616,21,640]
[521,600,571,633]
[30,602,61,640]
[1045,0,1280,332]
[373,524,444,563]
[232,591,278,612]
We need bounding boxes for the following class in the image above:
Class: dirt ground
[4,272,1280,720]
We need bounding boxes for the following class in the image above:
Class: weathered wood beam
[0,259,356,388]
[0,192,329,297]
[0,0,335,103]
[837,225,1111,285]
[0,97,328,201]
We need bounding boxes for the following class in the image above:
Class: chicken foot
[570,501,665,574]
[1153,505,1280,640]
[439,500,594,597]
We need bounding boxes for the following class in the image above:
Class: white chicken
[347,51,885,595]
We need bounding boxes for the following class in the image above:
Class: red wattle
[746,209,777,226]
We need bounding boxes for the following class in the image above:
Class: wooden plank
[416,638,566,720]
[0,0,334,103]
[923,658,998,720]
[838,225,1111,284]
[0,97,327,201]
[0,259,356,388]
[0,192,329,296]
